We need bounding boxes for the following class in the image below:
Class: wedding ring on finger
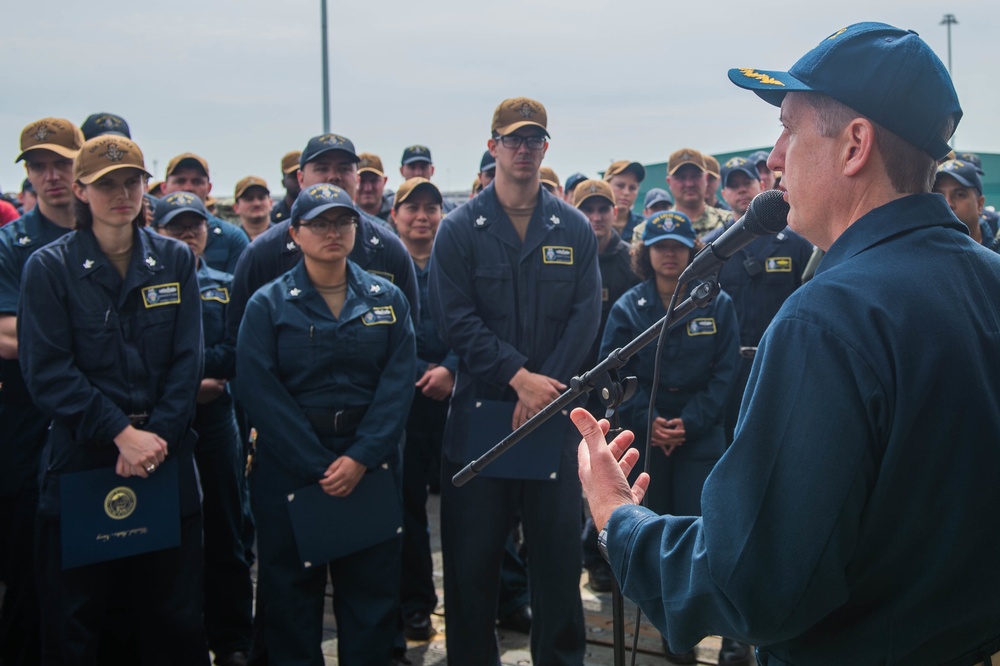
[145,463,156,473]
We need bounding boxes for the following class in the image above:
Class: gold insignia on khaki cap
[281,150,302,174]
[16,117,85,163]
[358,153,386,177]
[74,136,151,185]
[165,152,210,179]
[667,148,707,175]
[234,176,270,200]
[572,179,615,208]
[491,97,549,137]
[540,166,560,189]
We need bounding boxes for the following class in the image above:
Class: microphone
[680,189,790,282]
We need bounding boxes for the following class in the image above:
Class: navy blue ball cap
[643,187,673,208]
[290,183,358,224]
[728,22,961,160]
[642,211,696,248]
[720,157,760,187]
[936,159,983,195]
[402,145,432,166]
[81,113,131,141]
[747,150,770,167]
[152,191,208,227]
[564,172,588,193]
[954,152,984,175]
[21,178,34,193]
[300,134,360,168]
[480,150,496,173]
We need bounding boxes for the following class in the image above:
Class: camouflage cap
[74,136,151,185]
[491,97,549,137]
[16,117,84,163]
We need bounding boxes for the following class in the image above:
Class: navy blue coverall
[17,226,207,665]
[237,260,415,666]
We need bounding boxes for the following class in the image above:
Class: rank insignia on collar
[83,259,95,269]
[145,256,157,267]
[370,236,379,245]
[549,215,560,225]
[475,216,486,227]
[370,284,381,294]
[17,236,31,246]
[289,288,301,297]
[637,297,647,306]
[286,241,297,251]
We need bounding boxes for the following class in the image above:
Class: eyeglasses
[162,219,207,236]
[299,216,358,235]
[497,134,547,150]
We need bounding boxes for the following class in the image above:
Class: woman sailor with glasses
[17,135,208,663]
[236,183,415,664]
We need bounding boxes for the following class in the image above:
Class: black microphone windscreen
[744,189,790,235]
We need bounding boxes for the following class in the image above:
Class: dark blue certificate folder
[466,400,568,480]
[60,458,181,569]
[286,466,402,568]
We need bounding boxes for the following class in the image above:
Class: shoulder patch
[201,286,230,303]
[362,305,396,326]
[542,246,573,265]
[687,318,717,336]
[765,257,792,273]
[142,283,181,308]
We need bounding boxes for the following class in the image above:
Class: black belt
[128,413,150,428]
[306,407,367,437]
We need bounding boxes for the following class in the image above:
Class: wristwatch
[597,527,610,563]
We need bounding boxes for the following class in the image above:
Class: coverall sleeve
[236,295,335,481]
[344,294,417,468]
[428,220,528,387]
[607,316,882,651]
[18,252,130,443]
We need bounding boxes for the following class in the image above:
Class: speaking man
[574,22,1000,665]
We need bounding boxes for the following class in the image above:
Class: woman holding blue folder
[237,183,415,665]
[17,135,208,663]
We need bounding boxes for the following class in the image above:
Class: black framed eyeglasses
[299,216,359,235]
[162,219,207,236]
[498,134,547,150]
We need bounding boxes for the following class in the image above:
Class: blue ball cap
[728,22,961,160]
[290,183,358,225]
[564,172,589,193]
[642,211,696,248]
[300,133,360,169]
[746,150,770,167]
[720,157,760,187]
[643,187,674,208]
[480,150,496,173]
[936,159,983,196]
[152,191,208,227]
[954,152,984,175]
[81,113,131,141]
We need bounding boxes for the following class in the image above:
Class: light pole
[321,0,330,134]
[940,13,958,147]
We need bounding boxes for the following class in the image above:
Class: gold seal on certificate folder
[104,487,137,520]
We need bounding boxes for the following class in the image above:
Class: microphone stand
[452,278,722,666]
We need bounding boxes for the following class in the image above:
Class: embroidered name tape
[362,305,396,326]
[201,287,230,303]
[142,283,181,308]
[766,257,792,273]
[542,246,573,265]
[687,318,717,336]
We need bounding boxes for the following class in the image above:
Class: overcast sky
[3,0,997,199]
